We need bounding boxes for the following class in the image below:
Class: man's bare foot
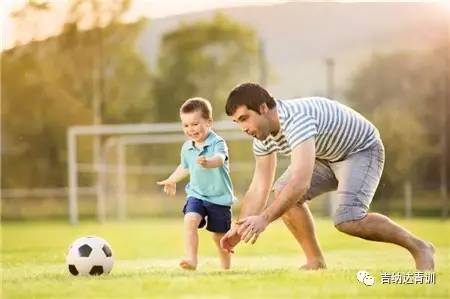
[179,259,197,271]
[412,240,435,271]
[299,260,327,270]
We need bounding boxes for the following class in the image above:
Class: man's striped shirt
[253,97,379,162]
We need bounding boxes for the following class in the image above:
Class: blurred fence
[1,121,447,222]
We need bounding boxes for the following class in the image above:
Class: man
[220,82,435,270]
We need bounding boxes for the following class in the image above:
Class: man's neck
[269,108,281,136]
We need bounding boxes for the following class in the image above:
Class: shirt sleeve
[213,140,229,161]
[284,114,317,149]
[180,148,189,169]
[252,138,276,156]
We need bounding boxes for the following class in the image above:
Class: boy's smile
[180,110,212,144]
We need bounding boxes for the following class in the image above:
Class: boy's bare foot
[179,259,197,271]
[412,240,435,271]
[299,260,327,270]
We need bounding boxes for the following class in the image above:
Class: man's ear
[259,103,269,114]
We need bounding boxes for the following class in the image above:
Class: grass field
[2,218,449,298]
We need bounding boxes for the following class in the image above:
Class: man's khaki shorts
[273,139,385,225]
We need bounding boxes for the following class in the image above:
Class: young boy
[157,97,235,270]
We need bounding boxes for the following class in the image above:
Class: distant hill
[136,2,447,100]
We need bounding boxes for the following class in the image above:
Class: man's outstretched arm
[239,152,277,218]
[238,138,316,244]
[220,152,277,252]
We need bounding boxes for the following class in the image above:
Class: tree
[2,0,152,189]
[371,105,432,216]
[346,49,446,215]
[152,13,260,122]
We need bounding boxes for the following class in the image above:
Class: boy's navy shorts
[182,197,231,233]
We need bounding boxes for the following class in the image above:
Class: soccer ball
[66,236,114,276]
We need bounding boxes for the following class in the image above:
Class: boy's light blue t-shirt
[181,130,235,206]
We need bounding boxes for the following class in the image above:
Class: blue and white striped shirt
[253,98,379,162]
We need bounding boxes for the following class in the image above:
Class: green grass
[2,218,449,298]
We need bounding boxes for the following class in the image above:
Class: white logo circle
[356,270,369,283]
[356,270,375,286]
[363,275,375,286]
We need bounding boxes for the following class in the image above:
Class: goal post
[66,121,249,224]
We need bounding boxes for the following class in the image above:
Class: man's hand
[156,179,176,196]
[236,215,269,245]
[220,225,241,253]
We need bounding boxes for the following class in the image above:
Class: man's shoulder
[278,96,331,107]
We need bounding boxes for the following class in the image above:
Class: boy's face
[231,104,272,140]
[180,110,212,144]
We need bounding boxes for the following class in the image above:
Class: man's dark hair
[180,97,212,120]
[225,83,276,116]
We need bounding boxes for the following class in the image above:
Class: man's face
[231,105,271,140]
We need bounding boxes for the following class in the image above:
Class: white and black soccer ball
[66,236,114,276]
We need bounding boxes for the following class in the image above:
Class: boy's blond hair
[180,97,213,120]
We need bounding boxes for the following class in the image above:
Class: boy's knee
[184,213,202,224]
[211,232,224,240]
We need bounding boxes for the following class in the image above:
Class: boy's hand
[196,155,210,168]
[156,179,176,196]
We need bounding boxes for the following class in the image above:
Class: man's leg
[335,214,434,270]
[331,141,434,270]
[281,199,326,269]
[275,160,337,270]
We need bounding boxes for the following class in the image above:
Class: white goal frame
[66,121,248,224]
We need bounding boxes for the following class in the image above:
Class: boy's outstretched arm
[196,154,225,168]
[157,165,189,196]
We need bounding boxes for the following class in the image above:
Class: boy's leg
[212,232,231,269]
[275,160,337,270]
[181,212,203,270]
[203,201,232,269]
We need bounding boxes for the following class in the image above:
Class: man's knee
[333,204,368,227]
[335,220,353,233]
[334,215,367,234]
[281,209,294,223]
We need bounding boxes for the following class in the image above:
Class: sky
[0,0,450,51]
[2,0,445,51]
[0,0,290,51]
